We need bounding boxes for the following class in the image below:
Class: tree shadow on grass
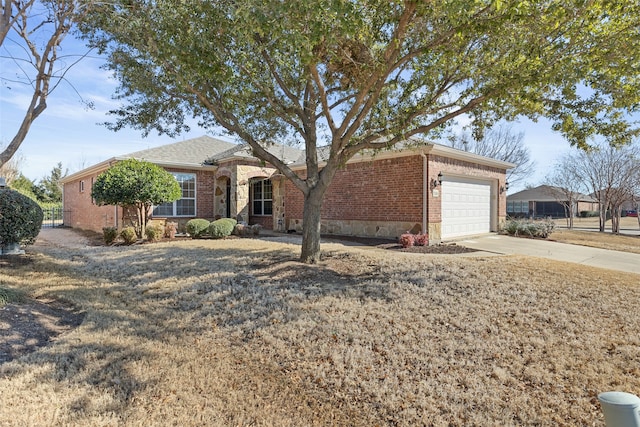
[0,240,397,421]
[0,298,85,364]
[26,241,392,337]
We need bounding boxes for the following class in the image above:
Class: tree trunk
[300,189,324,264]
[611,206,622,234]
[135,203,146,238]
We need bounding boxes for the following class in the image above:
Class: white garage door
[441,177,491,239]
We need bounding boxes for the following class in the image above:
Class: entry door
[441,176,491,239]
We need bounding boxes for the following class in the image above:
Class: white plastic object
[598,391,640,427]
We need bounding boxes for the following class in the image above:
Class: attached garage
[441,176,492,239]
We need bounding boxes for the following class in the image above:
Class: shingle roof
[121,135,237,166]
[507,185,597,202]
[205,142,303,164]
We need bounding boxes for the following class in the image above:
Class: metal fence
[41,207,65,228]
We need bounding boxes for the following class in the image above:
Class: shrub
[102,227,118,245]
[209,218,237,238]
[580,210,599,218]
[145,224,164,242]
[502,219,555,238]
[120,227,138,245]
[399,233,415,248]
[0,287,25,306]
[234,223,261,237]
[0,189,43,248]
[186,219,211,238]
[165,221,178,239]
[414,233,429,246]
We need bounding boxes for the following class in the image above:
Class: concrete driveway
[458,234,640,275]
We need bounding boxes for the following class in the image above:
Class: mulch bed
[322,235,478,254]
[88,229,478,254]
[382,243,478,254]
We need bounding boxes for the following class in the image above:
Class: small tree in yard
[79,1,640,263]
[545,155,589,229]
[92,159,181,238]
[568,144,639,233]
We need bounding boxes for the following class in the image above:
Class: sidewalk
[458,234,640,275]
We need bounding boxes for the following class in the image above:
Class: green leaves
[0,189,43,246]
[92,159,182,207]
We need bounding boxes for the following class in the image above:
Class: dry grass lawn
[551,230,640,254]
[1,234,639,426]
[552,216,640,254]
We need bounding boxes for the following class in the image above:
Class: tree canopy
[448,124,535,187]
[79,0,640,262]
[34,162,67,204]
[92,159,182,237]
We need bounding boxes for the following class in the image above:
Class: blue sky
[1,35,574,193]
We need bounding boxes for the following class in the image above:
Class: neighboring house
[507,185,598,218]
[61,135,513,242]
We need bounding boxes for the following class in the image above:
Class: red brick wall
[63,167,217,233]
[284,153,509,236]
[250,215,273,229]
[285,155,424,223]
[63,172,121,233]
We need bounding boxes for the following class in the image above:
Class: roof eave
[428,144,517,169]
[289,143,515,171]
[125,158,218,171]
[60,157,218,184]
[60,158,116,184]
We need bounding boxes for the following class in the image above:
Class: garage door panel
[441,177,491,239]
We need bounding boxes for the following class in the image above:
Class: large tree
[79,0,640,262]
[0,0,91,167]
[91,159,182,238]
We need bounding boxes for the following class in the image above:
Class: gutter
[420,152,428,236]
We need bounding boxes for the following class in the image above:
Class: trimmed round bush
[208,218,237,238]
[186,219,211,238]
[102,227,118,245]
[0,189,43,247]
[145,224,164,242]
[120,227,137,245]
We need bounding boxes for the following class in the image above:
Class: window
[79,180,85,193]
[251,179,272,216]
[152,173,196,217]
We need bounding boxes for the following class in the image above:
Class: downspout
[420,153,428,236]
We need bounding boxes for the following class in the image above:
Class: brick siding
[285,155,424,224]
[63,167,216,234]
[63,171,121,233]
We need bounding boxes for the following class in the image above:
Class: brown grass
[552,230,640,254]
[551,216,640,254]
[1,235,639,426]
